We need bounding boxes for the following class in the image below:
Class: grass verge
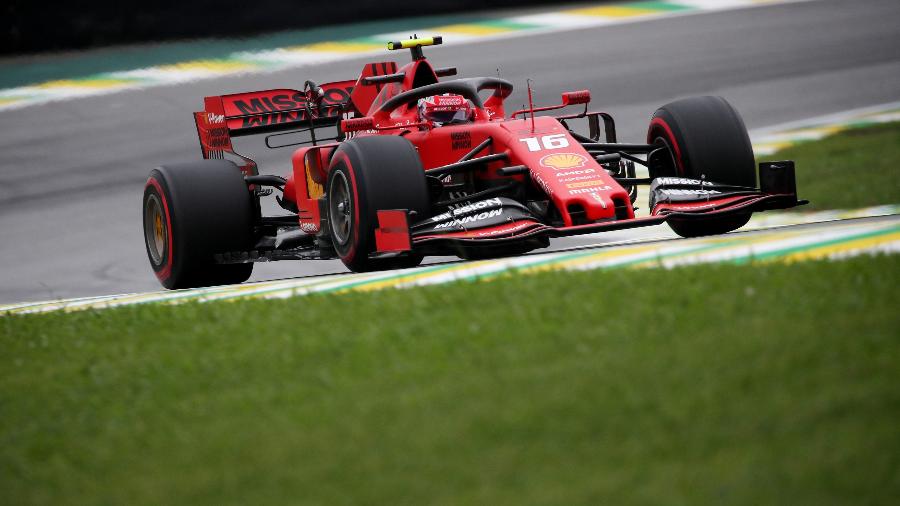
[2,255,899,505]
[759,121,900,209]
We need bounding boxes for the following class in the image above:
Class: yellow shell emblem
[540,152,588,170]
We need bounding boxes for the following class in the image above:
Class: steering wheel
[374,77,514,117]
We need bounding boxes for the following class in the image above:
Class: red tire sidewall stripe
[146,177,174,282]
[650,117,684,176]
[332,152,361,263]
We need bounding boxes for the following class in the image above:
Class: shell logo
[539,152,588,170]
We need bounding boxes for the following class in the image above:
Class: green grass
[2,256,899,505]
[759,121,900,210]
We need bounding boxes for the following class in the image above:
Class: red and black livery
[143,36,804,289]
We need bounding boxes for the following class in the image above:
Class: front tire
[648,96,755,237]
[326,136,430,272]
[142,160,255,289]
[648,96,756,187]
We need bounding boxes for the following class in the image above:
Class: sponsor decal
[657,203,717,211]
[552,167,595,178]
[205,112,225,124]
[200,112,230,149]
[659,189,721,196]
[236,88,350,114]
[205,135,230,149]
[431,197,502,223]
[300,222,319,233]
[245,112,299,128]
[566,179,607,189]
[477,222,533,237]
[655,177,714,186]
[450,131,472,150]
[569,186,613,195]
[434,208,502,229]
[233,93,305,115]
[540,152,588,170]
[534,171,609,194]
[590,192,608,209]
[559,173,600,183]
[428,94,466,110]
[230,86,352,129]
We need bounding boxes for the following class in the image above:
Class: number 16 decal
[519,134,569,152]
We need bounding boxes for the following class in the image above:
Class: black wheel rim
[328,171,353,246]
[651,135,680,177]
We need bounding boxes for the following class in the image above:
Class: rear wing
[192,61,402,161]
[193,80,354,160]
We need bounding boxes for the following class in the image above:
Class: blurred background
[3,0,559,55]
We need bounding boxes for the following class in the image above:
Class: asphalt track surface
[1,0,898,304]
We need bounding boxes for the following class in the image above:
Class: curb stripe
[743,223,900,262]
[428,24,517,35]
[568,5,679,17]
[3,212,896,315]
[776,231,900,262]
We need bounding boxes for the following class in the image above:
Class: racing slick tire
[143,160,255,289]
[648,95,756,187]
[326,136,430,272]
[648,96,755,238]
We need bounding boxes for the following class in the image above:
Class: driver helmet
[417,93,473,126]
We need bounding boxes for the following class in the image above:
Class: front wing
[377,161,804,253]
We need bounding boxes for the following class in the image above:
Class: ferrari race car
[142,36,804,289]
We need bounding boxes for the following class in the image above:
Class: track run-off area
[1,0,898,310]
[3,209,898,315]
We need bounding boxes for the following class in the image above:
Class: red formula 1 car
[142,36,803,289]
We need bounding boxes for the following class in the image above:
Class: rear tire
[143,160,255,289]
[326,136,430,272]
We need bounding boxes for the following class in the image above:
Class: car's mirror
[341,117,376,132]
[562,90,591,105]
